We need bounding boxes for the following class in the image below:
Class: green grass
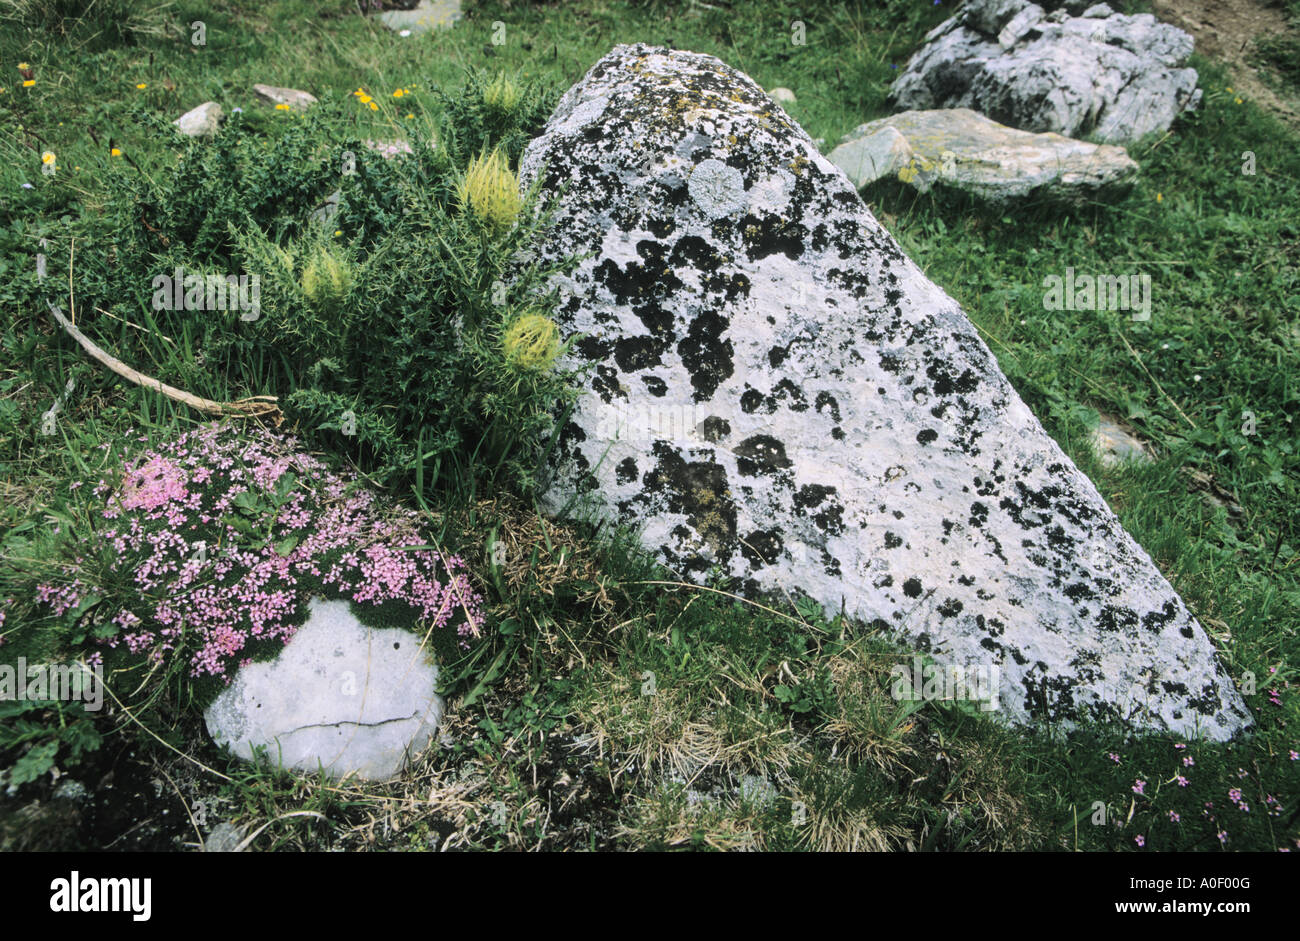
[1,0,1298,851]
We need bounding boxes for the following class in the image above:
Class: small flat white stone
[253,84,318,110]
[204,598,443,781]
[174,101,223,137]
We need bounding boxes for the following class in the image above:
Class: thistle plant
[482,73,523,116]
[502,312,561,374]
[457,149,522,231]
[300,242,355,313]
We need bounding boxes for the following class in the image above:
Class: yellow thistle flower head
[300,244,354,310]
[502,313,560,372]
[457,149,521,230]
[482,73,522,114]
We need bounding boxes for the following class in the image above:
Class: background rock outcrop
[889,0,1201,144]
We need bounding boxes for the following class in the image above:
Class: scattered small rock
[831,108,1139,204]
[376,0,462,34]
[768,87,796,104]
[253,84,318,111]
[309,188,342,227]
[174,101,223,137]
[1090,414,1156,468]
[204,598,445,782]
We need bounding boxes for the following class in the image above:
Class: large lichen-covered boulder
[889,0,1201,145]
[518,44,1251,740]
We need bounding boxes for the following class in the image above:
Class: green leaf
[8,740,58,787]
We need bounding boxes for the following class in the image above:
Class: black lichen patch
[733,435,793,476]
[740,529,783,566]
[902,577,923,598]
[677,308,734,401]
[699,416,731,442]
[641,441,737,562]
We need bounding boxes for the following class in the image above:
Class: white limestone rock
[253,84,318,111]
[174,101,223,137]
[889,0,1201,144]
[831,108,1139,203]
[376,0,462,34]
[204,598,444,781]
[518,44,1251,741]
[1090,414,1155,468]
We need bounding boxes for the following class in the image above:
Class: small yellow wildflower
[1156,192,1163,203]
[22,79,34,87]
[333,229,342,237]
[1235,97,1243,105]
[110,147,121,157]
[405,113,414,120]
[18,62,30,70]
[41,151,55,164]
[393,89,404,97]
[275,103,290,110]
[1226,86,1233,93]
[136,82,147,89]
[368,101,378,111]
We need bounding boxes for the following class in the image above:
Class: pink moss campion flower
[118,454,188,510]
[33,422,487,682]
[1132,779,1146,795]
[1134,835,1145,847]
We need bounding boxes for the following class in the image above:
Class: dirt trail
[1152,0,1300,128]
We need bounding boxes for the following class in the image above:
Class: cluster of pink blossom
[35,422,485,681]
